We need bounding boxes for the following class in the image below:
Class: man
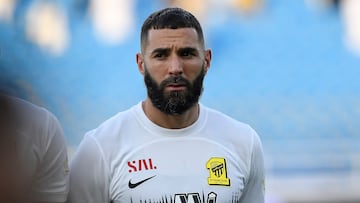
[0,94,69,203]
[67,7,265,203]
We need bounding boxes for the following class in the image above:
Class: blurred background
[1,0,360,202]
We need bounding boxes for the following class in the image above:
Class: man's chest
[109,139,248,202]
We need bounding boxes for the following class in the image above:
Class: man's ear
[204,49,212,74]
[136,53,145,75]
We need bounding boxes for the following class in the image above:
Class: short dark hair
[140,7,205,52]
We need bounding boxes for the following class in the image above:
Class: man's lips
[165,83,186,91]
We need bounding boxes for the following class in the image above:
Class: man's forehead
[145,28,201,50]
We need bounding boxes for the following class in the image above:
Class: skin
[136,28,212,129]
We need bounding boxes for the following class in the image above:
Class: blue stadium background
[1,0,360,202]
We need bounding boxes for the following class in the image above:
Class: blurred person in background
[67,7,265,203]
[0,93,69,203]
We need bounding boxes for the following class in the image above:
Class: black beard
[144,66,205,115]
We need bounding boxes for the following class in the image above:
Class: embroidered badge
[206,157,230,186]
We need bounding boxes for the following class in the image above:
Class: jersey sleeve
[66,133,110,203]
[239,129,265,203]
[32,111,70,203]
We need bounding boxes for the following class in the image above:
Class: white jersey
[68,102,265,203]
[0,95,69,203]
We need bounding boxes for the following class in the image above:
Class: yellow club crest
[206,157,230,186]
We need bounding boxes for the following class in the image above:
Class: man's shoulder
[85,103,139,140]
[78,103,143,159]
[202,105,251,129]
[1,94,49,117]
[0,94,62,139]
[201,105,259,143]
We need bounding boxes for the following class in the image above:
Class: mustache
[160,76,190,88]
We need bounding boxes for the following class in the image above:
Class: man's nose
[168,55,183,75]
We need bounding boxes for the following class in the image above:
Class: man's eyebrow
[150,47,199,55]
[178,47,199,53]
[151,47,170,55]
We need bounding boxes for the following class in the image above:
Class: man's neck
[142,99,199,129]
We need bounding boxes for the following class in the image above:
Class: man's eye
[154,53,164,58]
[182,51,194,57]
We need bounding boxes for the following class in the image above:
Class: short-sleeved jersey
[0,95,69,203]
[68,102,265,203]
